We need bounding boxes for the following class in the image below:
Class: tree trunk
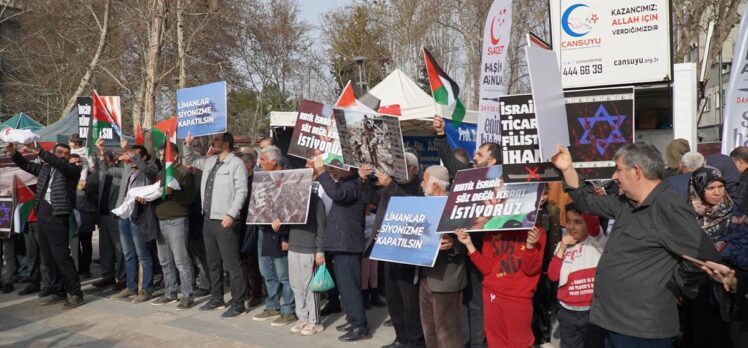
[61,0,111,119]
[177,0,186,89]
[143,0,166,131]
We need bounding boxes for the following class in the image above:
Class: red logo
[526,166,541,181]
[490,8,508,45]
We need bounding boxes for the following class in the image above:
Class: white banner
[721,5,748,153]
[551,0,672,89]
[477,0,512,147]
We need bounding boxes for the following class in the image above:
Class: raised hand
[433,115,445,136]
[526,226,541,249]
[550,144,573,172]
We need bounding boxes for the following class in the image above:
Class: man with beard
[8,141,83,308]
[433,114,501,347]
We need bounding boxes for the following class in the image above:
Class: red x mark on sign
[526,166,541,181]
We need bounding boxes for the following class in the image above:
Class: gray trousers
[98,214,125,281]
[25,223,50,288]
[288,251,320,324]
[156,217,194,299]
[0,237,16,284]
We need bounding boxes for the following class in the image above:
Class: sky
[297,0,351,35]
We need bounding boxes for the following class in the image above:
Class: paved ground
[0,275,395,348]
[0,234,561,348]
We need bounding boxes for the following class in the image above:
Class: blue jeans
[156,217,193,299]
[604,331,676,348]
[257,233,294,314]
[119,218,153,293]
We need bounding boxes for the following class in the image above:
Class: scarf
[689,166,733,241]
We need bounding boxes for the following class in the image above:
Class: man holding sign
[551,142,719,346]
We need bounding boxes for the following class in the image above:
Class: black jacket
[13,149,80,216]
[317,171,365,253]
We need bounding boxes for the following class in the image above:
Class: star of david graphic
[577,104,626,156]
[0,202,11,227]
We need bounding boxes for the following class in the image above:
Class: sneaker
[300,324,324,336]
[271,313,298,327]
[151,295,177,306]
[175,297,195,311]
[63,294,84,309]
[199,298,226,311]
[40,293,66,306]
[221,305,246,319]
[131,290,152,304]
[252,309,281,321]
[290,321,307,334]
[111,288,137,300]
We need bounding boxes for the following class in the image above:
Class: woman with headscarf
[686,166,734,348]
[707,154,741,205]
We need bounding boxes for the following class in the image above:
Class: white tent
[270,68,478,135]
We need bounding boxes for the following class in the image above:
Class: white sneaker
[300,324,324,336]
[290,321,307,334]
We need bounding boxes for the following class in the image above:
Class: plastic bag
[307,263,335,292]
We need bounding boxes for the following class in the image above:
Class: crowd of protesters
[0,116,748,348]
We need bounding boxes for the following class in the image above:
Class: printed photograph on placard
[334,109,408,180]
[287,99,347,169]
[498,94,562,183]
[565,87,635,179]
[370,196,447,267]
[436,165,543,233]
[246,169,313,225]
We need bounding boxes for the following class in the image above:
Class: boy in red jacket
[456,226,546,348]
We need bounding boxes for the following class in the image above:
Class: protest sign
[246,168,314,225]
[477,0,513,146]
[445,121,477,159]
[334,109,408,180]
[551,0,672,89]
[526,34,569,161]
[0,195,11,238]
[76,97,92,139]
[402,136,440,169]
[721,5,748,152]
[176,81,227,139]
[565,87,634,179]
[82,95,121,141]
[287,100,346,167]
[499,94,562,183]
[370,196,447,267]
[437,165,542,233]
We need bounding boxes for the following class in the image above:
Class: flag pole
[422,47,441,120]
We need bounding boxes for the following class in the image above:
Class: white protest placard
[526,34,569,160]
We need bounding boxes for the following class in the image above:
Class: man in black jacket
[8,141,83,309]
[313,156,370,342]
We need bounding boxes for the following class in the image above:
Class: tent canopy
[0,112,44,132]
[269,68,478,136]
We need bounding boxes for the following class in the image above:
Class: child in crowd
[456,225,546,348]
[548,203,606,348]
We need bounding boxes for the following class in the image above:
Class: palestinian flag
[162,128,175,200]
[335,81,380,113]
[423,47,466,127]
[88,90,122,156]
[153,116,177,149]
[11,175,35,234]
